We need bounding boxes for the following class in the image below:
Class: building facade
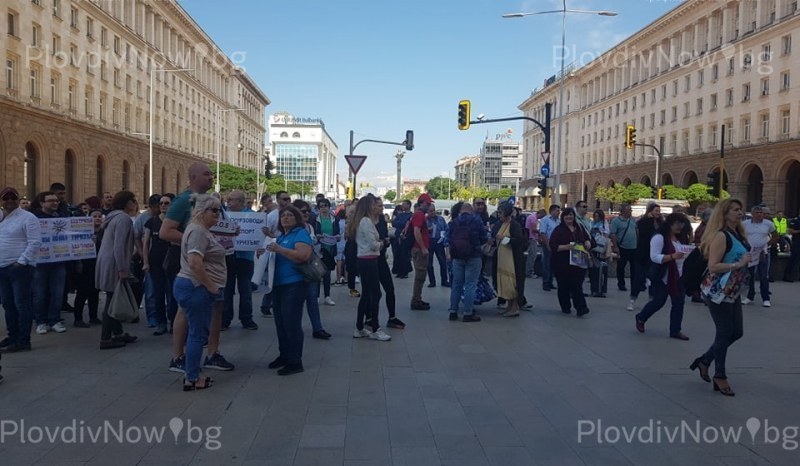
[1,0,268,203]
[479,138,523,192]
[454,155,480,188]
[268,112,337,199]
[519,0,800,216]
[402,179,428,196]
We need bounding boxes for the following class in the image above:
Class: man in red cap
[0,187,42,352]
[410,193,434,310]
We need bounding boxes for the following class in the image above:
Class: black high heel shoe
[712,377,735,396]
[689,358,711,382]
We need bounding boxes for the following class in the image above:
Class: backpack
[681,232,732,295]
[449,217,475,260]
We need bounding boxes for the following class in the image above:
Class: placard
[226,211,267,251]
[37,217,97,263]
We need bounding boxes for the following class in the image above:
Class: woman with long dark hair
[549,207,593,317]
[634,213,692,340]
[349,195,390,341]
[630,202,663,311]
[491,202,526,317]
[690,199,751,396]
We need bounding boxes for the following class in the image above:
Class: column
[722,6,732,44]
[755,0,764,29]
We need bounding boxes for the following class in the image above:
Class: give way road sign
[345,155,367,175]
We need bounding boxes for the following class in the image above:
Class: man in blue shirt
[222,190,258,330]
[610,203,638,298]
[538,204,561,291]
[426,205,450,287]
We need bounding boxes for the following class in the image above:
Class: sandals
[183,377,214,391]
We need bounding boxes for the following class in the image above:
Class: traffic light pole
[634,141,663,199]
[348,130,414,199]
[719,124,725,197]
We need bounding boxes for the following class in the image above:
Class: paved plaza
[1,274,799,465]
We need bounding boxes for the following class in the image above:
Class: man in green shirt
[609,203,638,299]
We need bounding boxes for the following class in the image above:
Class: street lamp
[503,3,617,204]
[148,67,193,196]
[214,107,245,193]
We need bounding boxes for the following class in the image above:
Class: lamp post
[395,150,405,200]
[148,67,192,197]
[214,107,245,193]
[503,3,616,205]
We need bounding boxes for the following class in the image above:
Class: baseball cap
[0,187,20,200]
[418,193,434,204]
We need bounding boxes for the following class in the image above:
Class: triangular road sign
[345,155,367,175]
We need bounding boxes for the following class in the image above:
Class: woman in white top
[348,195,390,341]
[634,213,693,340]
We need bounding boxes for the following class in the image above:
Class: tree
[620,183,655,203]
[424,176,459,200]
[264,155,275,180]
[218,163,256,194]
[661,184,688,200]
[594,185,626,204]
[385,190,397,202]
[402,187,421,201]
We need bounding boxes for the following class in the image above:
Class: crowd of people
[1,169,799,393]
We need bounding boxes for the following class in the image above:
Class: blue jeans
[0,264,35,346]
[304,279,323,332]
[635,277,685,336]
[143,271,157,325]
[148,264,171,325]
[449,257,482,314]
[273,281,306,365]
[33,262,67,326]
[427,243,448,285]
[541,247,554,288]
[223,256,255,326]
[173,277,220,382]
[746,254,770,301]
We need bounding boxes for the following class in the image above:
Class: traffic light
[405,130,414,151]
[706,172,720,197]
[458,100,471,130]
[625,125,637,149]
[538,177,547,195]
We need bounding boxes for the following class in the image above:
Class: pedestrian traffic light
[405,130,414,151]
[458,100,471,130]
[625,125,636,149]
[706,171,720,197]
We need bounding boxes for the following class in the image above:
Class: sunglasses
[300,209,310,214]
[280,197,291,202]
[206,208,221,214]
[160,201,171,206]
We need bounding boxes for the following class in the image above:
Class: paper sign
[37,217,97,263]
[226,212,267,251]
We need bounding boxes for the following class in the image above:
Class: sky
[179,0,680,188]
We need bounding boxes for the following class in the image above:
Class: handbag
[700,267,750,304]
[108,278,139,322]
[481,242,497,257]
[297,250,328,282]
[569,245,589,269]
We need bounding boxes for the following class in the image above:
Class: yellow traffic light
[458,100,471,130]
[625,125,636,149]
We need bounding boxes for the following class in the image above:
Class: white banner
[225,212,267,251]
[37,217,97,263]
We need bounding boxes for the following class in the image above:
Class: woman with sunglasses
[95,190,139,349]
[172,194,227,390]
[143,195,173,336]
[313,198,338,307]
[266,205,314,375]
[293,200,331,340]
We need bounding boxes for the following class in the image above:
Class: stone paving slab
[1,276,799,465]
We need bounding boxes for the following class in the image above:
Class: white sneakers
[741,298,752,305]
[369,328,392,341]
[323,297,336,306]
[36,322,67,334]
[627,299,635,312]
[353,328,370,338]
[763,300,771,307]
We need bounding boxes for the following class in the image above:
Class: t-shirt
[610,216,637,250]
[144,215,169,264]
[743,219,775,253]
[178,223,227,290]
[165,189,194,234]
[539,215,560,240]
[410,210,430,249]
[274,226,313,286]
[525,214,539,239]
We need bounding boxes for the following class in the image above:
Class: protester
[313,197,337,306]
[74,209,103,327]
[539,204,562,291]
[334,207,348,285]
[588,209,610,298]
[31,191,69,335]
[266,205,313,375]
[374,197,405,330]
[222,190,258,330]
[447,202,487,322]
[344,202,361,298]
[549,207,592,317]
[143,195,172,335]
[525,208,542,278]
[742,205,777,307]
[410,194,434,310]
[491,202,527,317]
[173,194,227,391]
[391,201,413,278]
[293,199,331,340]
[138,194,162,328]
[0,187,41,352]
[634,213,692,340]
[95,191,139,350]
[691,198,751,396]
[426,204,450,288]
[630,202,663,311]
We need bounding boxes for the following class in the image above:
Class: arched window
[122,160,130,190]
[24,142,38,200]
[292,132,301,138]
[280,131,288,138]
[65,150,76,202]
[96,156,105,196]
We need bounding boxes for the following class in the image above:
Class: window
[661,84,666,100]
[7,12,18,37]
[100,27,106,47]
[136,80,141,98]
[726,124,733,144]
[5,57,17,90]
[743,117,751,141]
[32,23,41,47]
[781,71,790,90]
[696,128,703,150]
[672,80,678,96]
[632,96,637,110]
[52,0,61,17]
[683,102,690,118]
[728,58,735,76]
[710,125,718,146]
[113,68,120,87]
[743,83,751,101]
[696,98,703,114]
[49,73,59,104]
[113,35,120,55]
[671,106,677,122]
[726,88,733,106]
[651,89,656,104]
[100,61,106,81]
[761,78,770,96]
[684,75,691,92]
[29,67,40,98]
[51,34,60,56]
[84,87,92,116]
[781,109,791,136]
[660,109,666,125]
[710,93,718,110]
[761,113,770,138]
[99,93,106,121]
[86,17,93,39]
[743,53,752,69]
[782,35,792,55]
[68,81,75,111]
[69,43,77,67]
[712,63,719,80]
[761,43,772,62]
[125,74,131,93]
[698,70,704,87]
[69,6,78,28]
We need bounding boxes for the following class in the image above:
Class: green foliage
[218,164,256,194]
[595,183,655,204]
[264,155,275,180]
[402,187,422,201]
[661,185,688,200]
[424,177,460,200]
[385,190,397,202]
[685,183,720,203]
[623,183,655,203]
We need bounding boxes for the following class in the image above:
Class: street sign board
[345,155,367,175]
[540,164,550,177]
[540,151,550,164]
